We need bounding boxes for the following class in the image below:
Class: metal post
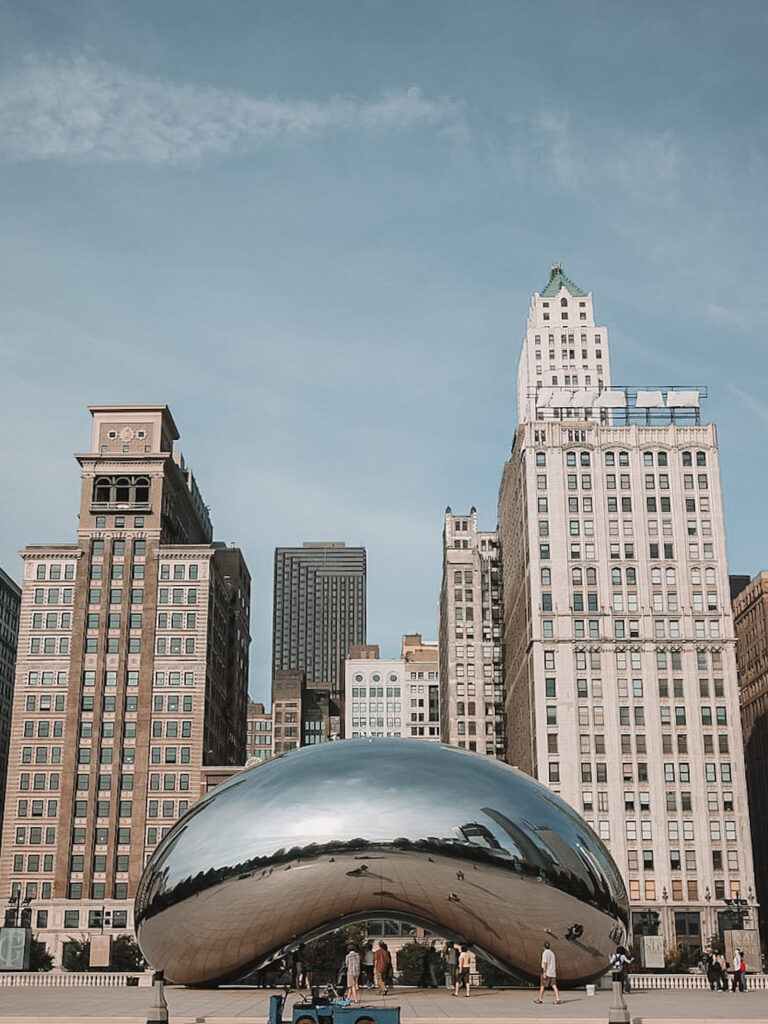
[147,969,169,1024]
[608,977,630,1024]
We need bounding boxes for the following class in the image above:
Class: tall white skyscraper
[498,266,757,957]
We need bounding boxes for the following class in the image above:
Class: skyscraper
[0,566,21,848]
[438,510,505,757]
[0,405,250,965]
[497,267,757,956]
[272,542,366,731]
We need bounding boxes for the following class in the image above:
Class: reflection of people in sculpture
[345,946,360,1003]
[453,944,472,997]
[374,940,388,994]
[534,941,561,1004]
[384,943,394,989]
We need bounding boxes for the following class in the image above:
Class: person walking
[345,946,360,1003]
[534,941,561,1005]
[453,944,472,997]
[374,940,389,995]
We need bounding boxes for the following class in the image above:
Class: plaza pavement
[0,984,766,1024]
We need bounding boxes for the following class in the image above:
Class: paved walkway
[0,984,766,1024]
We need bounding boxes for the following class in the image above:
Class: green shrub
[29,940,54,972]
[111,934,146,971]
[395,940,431,986]
[62,938,90,971]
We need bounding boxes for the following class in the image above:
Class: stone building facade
[344,634,439,740]
[497,267,757,953]
[438,509,505,758]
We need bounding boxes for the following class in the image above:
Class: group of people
[341,939,474,1001]
[344,940,393,1002]
[704,947,748,992]
[296,936,752,1005]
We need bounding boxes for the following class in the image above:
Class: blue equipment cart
[269,992,400,1024]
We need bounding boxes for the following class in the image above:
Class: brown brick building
[0,405,250,965]
[732,571,768,949]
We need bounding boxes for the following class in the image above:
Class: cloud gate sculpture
[135,739,628,987]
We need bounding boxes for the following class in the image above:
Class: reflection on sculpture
[135,739,627,987]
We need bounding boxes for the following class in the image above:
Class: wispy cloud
[728,384,768,428]
[526,108,681,202]
[0,52,464,163]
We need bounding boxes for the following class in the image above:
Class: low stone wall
[0,971,152,987]
[628,972,768,991]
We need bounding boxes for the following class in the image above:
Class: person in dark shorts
[534,941,561,1005]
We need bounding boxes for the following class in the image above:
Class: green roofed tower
[516,264,611,425]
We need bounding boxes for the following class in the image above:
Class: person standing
[715,951,728,990]
[610,945,633,994]
[707,949,722,992]
[453,944,472,997]
[534,941,561,1005]
[427,943,442,988]
[345,946,360,1003]
[374,940,389,995]
[445,942,458,988]
[362,942,375,988]
[731,949,746,992]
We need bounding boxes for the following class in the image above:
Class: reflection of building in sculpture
[732,571,768,947]
[497,266,757,954]
[344,634,439,740]
[438,510,505,757]
[272,542,366,737]
[0,566,21,844]
[0,405,250,967]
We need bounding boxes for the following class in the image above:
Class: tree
[29,939,54,972]
[302,923,368,986]
[62,937,91,971]
[395,940,431,986]
[111,934,146,971]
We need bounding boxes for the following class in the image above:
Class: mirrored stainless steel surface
[135,739,627,986]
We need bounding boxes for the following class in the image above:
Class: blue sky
[1,1,766,706]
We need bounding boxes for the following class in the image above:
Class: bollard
[147,970,169,1024]
[608,976,630,1024]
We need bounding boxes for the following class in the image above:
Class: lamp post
[4,893,32,928]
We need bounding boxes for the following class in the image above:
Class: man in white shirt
[534,941,561,1005]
